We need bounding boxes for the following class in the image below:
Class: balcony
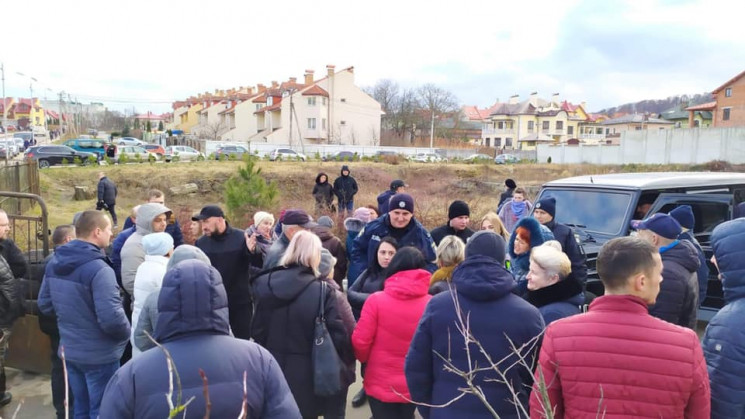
[579,133,606,140]
[483,128,515,136]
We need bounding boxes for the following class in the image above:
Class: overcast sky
[2,0,742,114]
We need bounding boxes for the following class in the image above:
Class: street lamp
[16,72,38,131]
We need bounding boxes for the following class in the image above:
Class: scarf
[511,200,527,218]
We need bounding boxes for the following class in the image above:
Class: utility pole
[429,110,435,150]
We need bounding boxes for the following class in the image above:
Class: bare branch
[200,369,211,419]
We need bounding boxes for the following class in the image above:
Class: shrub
[148,153,156,164]
[104,155,113,166]
[61,158,69,165]
[119,153,129,165]
[224,158,279,223]
[228,153,237,161]
[314,151,321,161]
[547,156,552,164]
[88,155,98,165]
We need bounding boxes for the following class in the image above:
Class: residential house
[220,87,265,142]
[578,113,609,142]
[601,114,674,138]
[177,99,204,134]
[0,98,15,127]
[659,104,712,128]
[710,69,745,127]
[6,98,44,129]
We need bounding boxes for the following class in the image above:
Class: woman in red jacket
[352,247,432,419]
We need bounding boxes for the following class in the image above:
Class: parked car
[215,145,249,160]
[143,144,166,157]
[1,140,18,157]
[116,137,145,146]
[323,151,356,162]
[114,146,149,162]
[13,132,33,146]
[463,153,493,163]
[164,145,205,162]
[87,128,99,136]
[410,152,446,163]
[24,145,97,168]
[536,172,745,321]
[494,154,519,164]
[268,148,307,161]
[13,138,25,152]
[63,138,109,159]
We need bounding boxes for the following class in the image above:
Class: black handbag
[312,281,343,396]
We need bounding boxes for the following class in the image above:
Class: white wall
[537,127,745,164]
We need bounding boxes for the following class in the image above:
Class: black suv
[534,172,745,321]
[24,145,98,168]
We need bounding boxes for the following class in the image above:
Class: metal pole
[430,110,435,150]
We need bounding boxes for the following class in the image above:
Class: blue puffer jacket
[99,260,300,418]
[377,189,396,214]
[37,239,130,364]
[350,214,437,275]
[405,255,545,419]
[703,218,745,419]
[508,217,554,295]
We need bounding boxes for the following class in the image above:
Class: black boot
[351,388,367,407]
[0,391,11,407]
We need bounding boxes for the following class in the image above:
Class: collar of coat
[525,276,583,308]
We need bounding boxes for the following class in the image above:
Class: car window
[658,201,730,235]
[539,189,633,236]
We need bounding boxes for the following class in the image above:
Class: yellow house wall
[179,103,203,133]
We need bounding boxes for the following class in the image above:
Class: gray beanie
[465,230,506,265]
[318,216,334,229]
[166,244,211,271]
[319,248,337,279]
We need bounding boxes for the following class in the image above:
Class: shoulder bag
[312,280,343,396]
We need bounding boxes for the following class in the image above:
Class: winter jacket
[251,265,353,417]
[498,199,533,233]
[702,218,745,419]
[525,276,584,325]
[333,165,358,203]
[679,230,710,304]
[350,214,437,276]
[312,173,335,209]
[429,224,475,246]
[530,295,710,419]
[111,226,135,290]
[37,239,130,364]
[311,225,348,287]
[0,238,27,279]
[262,233,290,270]
[649,240,700,329]
[406,256,544,419]
[129,255,168,358]
[377,189,396,214]
[245,224,276,259]
[133,289,160,352]
[37,253,59,338]
[0,255,23,327]
[124,217,184,248]
[344,217,366,285]
[497,188,515,212]
[195,223,260,340]
[99,260,301,419]
[97,176,117,205]
[508,217,554,295]
[429,265,456,295]
[544,219,588,286]
[120,203,171,297]
[347,268,387,320]
[353,268,432,402]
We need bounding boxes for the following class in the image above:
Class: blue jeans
[339,200,354,215]
[67,360,119,419]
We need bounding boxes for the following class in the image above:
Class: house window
[567,125,574,135]
[694,119,700,127]
[505,138,513,148]
[556,121,563,130]
[527,121,534,132]
[322,118,327,130]
[485,138,490,147]
[497,121,504,129]
[495,137,502,147]
[635,126,642,130]
[723,108,731,121]
[307,97,317,106]
[307,118,316,129]
[255,104,262,111]
[542,121,550,130]
[340,98,346,103]
[322,97,327,106]
[267,97,273,106]
[340,121,346,125]
[598,128,604,135]
[725,87,732,97]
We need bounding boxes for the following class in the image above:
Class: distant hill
[597,93,714,116]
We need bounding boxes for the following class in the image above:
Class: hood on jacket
[711,218,745,302]
[311,225,335,241]
[51,239,108,276]
[508,217,553,259]
[451,255,516,301]
[263,265,317,301]
[315,172,329,184]
[166,244,211,271]
[340,165,350,176]
[662,239,701,274]
[135,203,171,235]
[344,217,366,233]
[154,260,230,343]
[383,268,431,299]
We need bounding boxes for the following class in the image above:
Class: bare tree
[370,124,380,147]
[418,84,459,145]
[365,79,400,131]
[200,121,227,141]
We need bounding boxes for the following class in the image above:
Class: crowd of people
[0,166,741,418]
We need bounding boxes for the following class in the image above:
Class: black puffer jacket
[97,176,117,205]
[312,173,335,207]
[333,165,358,203]
[347,268,387,320]
[251,265,354,417]
[649,240,700,329]
[0,255,23,327]
[0,238,27,279]
[544,220,587,286]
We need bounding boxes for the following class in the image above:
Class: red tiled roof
[46,110,60,119]
[252,96,267,103]
[712,69,745,94]
[219,103,238,115]
[561,100,578,112]
[685,101,717,111]
[253,101,282,115]
[302,85,329,97]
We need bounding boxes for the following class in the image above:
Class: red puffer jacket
[530,295,710,419]
[352,268,432,402]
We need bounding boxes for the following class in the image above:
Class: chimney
[257,84,266,93]
[246,87,253,95]
[271,81,279,89]
[509,94,520,105]
[327,64,336,77]
[304,69,315,85]
[580,101,587,110]
[289,77,297,83]
[214,89,219,95]
[552,92,560,102]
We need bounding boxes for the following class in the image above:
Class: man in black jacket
[97,172,118,228]
[333,165,358,216]
[533,197,588,287]
[0,209,26,406]
[430,200,475,245]
[38,225,76,418]
[194,205,262,340]
[497,178,517,212]
[632,213,700,329]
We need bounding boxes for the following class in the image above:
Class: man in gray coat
[120,203,171,299]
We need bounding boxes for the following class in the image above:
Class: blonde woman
[525,241,584,325]
[480,212,510,242]
[429,236,465,295]
[251,230,354,418]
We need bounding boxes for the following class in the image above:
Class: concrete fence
[537,127,745,165]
